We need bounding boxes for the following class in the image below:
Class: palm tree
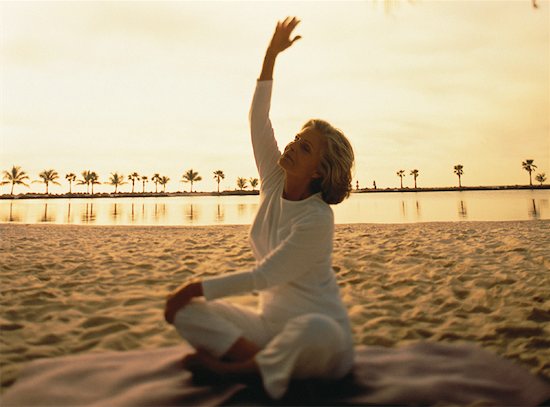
[249,177,259,191]
[182,169,202,192]
[535,173,546,185]
[522,159,537,186]
[107,172,126,193]
[213,170,225,193]
[141,175,148,193]
[90,172,100,194]
[77,170,93,193]
[454,165,464,188]
[396,170,405,188]
[237,177,248,191]
[128,172,140,193]
[65,173,76,193]
[1,166,30,195]
[159,176,170,192]
[152,173,161,193]
[410,169,419,188]
[35,169,61,194]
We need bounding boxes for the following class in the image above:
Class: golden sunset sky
[1,0,548,193]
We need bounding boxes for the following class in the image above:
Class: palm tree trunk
[46,183,49,194]
[529,171,533,186]
[400,177,403,188]
[458,176,462,188]
[10,183,14,195]
[414,177,417,188]
[69,182,72,194]
[217,180,220,193]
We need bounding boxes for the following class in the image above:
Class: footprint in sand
[31,334,62,346]
[79,315,118,328]
[0,323,24,331]
[495,325,544,338]
[527,307,550,322]
[80,323,130,341]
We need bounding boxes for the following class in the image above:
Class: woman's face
[278,126,326,181]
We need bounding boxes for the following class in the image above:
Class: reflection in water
[4,202,21,222]
[216,204,225,223]
[112,203,121,219]
[1,191,549,225]
[153,203,167,221]
[238,204,247,217]
[529,199,539,219]
[458,200,468,218]
[81,203,96,223]
[185,204,199,222]
[40,203,55,223]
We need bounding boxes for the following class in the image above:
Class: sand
[1,221,549,392]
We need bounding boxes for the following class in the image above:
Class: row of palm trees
[394,160,546,189]
[2,159,546,195]
[1,166,260,195]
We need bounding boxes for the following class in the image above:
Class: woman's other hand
[164,280,203,324]
[267,16,301,56]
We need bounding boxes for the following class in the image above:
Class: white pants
[173,299,355,399]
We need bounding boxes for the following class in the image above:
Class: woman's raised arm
[259,17,302,81]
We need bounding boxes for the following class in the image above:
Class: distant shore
[0,190,260,200]
[355,184,550,193]
[1,184,548,200]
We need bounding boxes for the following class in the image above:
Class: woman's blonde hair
[303,119,354,205]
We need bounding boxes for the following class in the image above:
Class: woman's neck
[283,175,313,201]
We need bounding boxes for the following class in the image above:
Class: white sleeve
[249,80,282,186]
[202,212,333,301]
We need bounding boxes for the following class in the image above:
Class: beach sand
[1,221,549,392]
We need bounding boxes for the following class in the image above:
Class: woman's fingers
[279,16,300,34]
[269,16,301,54]
[291,35,302,45]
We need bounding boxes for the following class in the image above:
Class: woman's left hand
[164,281,203,324]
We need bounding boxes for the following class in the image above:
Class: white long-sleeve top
[202,80,352,336]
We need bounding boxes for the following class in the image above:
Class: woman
[164,16,355,400]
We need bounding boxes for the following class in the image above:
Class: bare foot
[182,348,225,374]
[182,348,261,386]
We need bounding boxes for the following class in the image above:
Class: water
[0,190,548,226]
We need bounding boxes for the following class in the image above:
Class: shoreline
[1,184,548,200]
[0,190,260,200]
[1,218,549,228]
[356,184,550,193]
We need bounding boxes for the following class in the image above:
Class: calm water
[0,190,548,226]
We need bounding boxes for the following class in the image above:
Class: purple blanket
[3,341,549,406]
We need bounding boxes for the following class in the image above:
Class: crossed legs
[173,299,354,399]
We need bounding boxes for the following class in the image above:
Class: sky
[1,0,548,194]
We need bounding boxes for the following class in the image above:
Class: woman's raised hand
[267,17,302,56]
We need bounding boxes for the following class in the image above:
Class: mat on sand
[3,341,549,406]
